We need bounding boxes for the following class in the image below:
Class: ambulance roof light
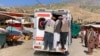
[34,8,52,12]
[55,9,68,13]
[57,9,66,12]
[34,8,47,12]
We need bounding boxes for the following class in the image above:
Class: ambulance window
[38,18,45,30]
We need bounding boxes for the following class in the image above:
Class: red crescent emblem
[39,21,43,27]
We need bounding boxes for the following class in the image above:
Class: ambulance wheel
[62,51,69,55]
[72,36,77,39]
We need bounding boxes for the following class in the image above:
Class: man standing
[53,16,62,51]
[87,27,95,55]
[80,29,86,44]
[84,28,90,47]
[43,16,56,51]
[60,15,69,51]
[95,30,99,48]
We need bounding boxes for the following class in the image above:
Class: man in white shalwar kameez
[53,16,62,50]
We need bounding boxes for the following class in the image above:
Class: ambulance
[33,8,73,53]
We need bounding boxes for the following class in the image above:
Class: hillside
[0,7,6,11]
[64,5,100,22]
[5,2,100,22]
[69,0,100,6]
[80,6,100,14]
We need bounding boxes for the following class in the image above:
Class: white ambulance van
[33,8,72,53]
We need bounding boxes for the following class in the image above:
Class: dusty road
[0,38,100,56]
[69,38,100,56]
[0,40,68,56]
[0,40,33,56]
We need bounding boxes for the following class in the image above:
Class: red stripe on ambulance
[37,14,50,17]
[36,37,44,41]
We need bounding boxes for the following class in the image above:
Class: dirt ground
[0,38,100,56]
[69,38,100,56]
[0,40,33,56]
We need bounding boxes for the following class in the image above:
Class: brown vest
[45,20,55,33]
[61,20,69,32]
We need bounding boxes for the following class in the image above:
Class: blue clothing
[8,31,21,36]
[6,26,19,32]
[6,26,21,36]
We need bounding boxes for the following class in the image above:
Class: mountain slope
[58,4,100,22]
[6,3,100,22]
[69,0,100,6]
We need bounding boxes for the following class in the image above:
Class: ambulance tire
[62,51,69,55]
[72,36,78,39]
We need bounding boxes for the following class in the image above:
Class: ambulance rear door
[33,10,52,50]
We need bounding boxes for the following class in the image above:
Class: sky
[0,0,63,7]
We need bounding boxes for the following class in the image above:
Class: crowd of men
[43,15,69,52]
[79,27,100,55]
